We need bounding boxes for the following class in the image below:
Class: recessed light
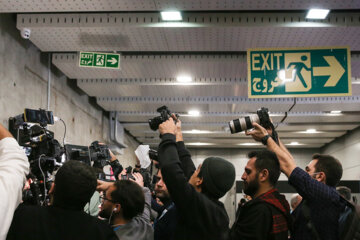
[176,75,192,83]
[186,142,214,146]
[330,110,342,114]
[288,142,300,145]
[188,110,200,116]
[161,11,182,21]
[238,143,262,146]
[306,9,330,19]
[306,129,317,133]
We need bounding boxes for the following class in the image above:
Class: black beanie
[200,157,236,199]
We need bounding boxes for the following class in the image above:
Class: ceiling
[3,0,360,148]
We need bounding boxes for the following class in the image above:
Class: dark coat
[158,134,230,240]
[7,205,117,240]
[230,189,291,240]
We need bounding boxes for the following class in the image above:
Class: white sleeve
[0,137,29,240]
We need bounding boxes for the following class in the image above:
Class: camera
[9,109,64,205]
[20,28,31,39]
[148,106,179,131]
[65,141,111,169]
[228,107,272,134]
[149,149,158,161]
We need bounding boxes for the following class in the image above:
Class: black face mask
[243,172,260,198]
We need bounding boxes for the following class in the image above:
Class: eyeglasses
[310,172,321,178]
[99,195,116,203]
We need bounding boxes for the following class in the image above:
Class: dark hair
[312,154,343,187]
[111,180,145,220]
[248,150,281,186]
[336,186,351,201]
[53,161,97,210]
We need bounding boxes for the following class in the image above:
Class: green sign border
[247,46,352,98]
[79,51,120,69]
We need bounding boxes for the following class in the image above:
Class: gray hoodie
[114,187,154,240]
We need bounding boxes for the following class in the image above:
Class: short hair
[111,180,145,220]
[248,150,281,186]
[336,186,351,201]
[53,161,97,210]
[312,154,343,187]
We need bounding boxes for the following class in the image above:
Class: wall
[0,14,138,166]
[321,126,360,202]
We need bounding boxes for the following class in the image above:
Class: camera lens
[228,114,260,134]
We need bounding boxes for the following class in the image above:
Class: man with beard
[97,173,153,240]
[153,169,177,240]
[229,150,291,240]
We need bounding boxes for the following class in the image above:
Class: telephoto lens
[228,115,260,134]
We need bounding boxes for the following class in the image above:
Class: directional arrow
[107,57,118,65]
[313,56,345,87]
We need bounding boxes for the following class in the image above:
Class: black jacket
[7,204,117,240]
[158,134,230,240]
[230,189,291,240]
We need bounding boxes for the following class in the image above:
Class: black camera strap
[269,122,279,145]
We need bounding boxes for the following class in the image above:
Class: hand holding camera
[245,122,269,142]
[159,118,177,136]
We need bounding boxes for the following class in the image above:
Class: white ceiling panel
[2,0,359,12]
[52,53,360,80]
[7,4,360,148]
[17,13,360,52]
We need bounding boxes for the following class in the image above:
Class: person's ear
[259,169,269,182]
[113,204,121,213]
[317,172,326,183]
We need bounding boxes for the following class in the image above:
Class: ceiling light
[306,129,317,133]
[330,110,342,114]
[176,75,192,83]
[237,143,262,146]
[288,142,300,146]
[161,11,182,21]
[306,9,330,19]
[188,110,200,117]
[186,142,214,146]
[183,130,211,134]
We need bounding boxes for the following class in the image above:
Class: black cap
[200,157,236,199]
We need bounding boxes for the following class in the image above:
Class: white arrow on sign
[313,56,345,87]
[107,57,118,65]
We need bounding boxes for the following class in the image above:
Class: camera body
[149,149,158,161]
[229,107,271,134]
[148,106,179,131]
[9,109,64,206]
[65,141,111,169]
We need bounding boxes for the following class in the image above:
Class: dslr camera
[228,107,272,134]
[148,106,179,131]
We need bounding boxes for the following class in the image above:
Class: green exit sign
[248,46,351,98]
[79,52,120,69]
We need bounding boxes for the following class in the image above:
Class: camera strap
[269,122,279,145]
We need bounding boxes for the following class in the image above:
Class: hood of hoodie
[257,188,291,217]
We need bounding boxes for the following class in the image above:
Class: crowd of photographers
[0,107,359,240]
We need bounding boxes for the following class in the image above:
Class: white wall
[321,126,360,180]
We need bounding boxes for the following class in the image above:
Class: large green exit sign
[79,52,120,69]
[248,47,351,98]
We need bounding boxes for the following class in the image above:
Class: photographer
[246,122,345,240]
[157,117,236,240]
[7,161,117,240]
[0,123,29,240]
[97,173,153,240]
